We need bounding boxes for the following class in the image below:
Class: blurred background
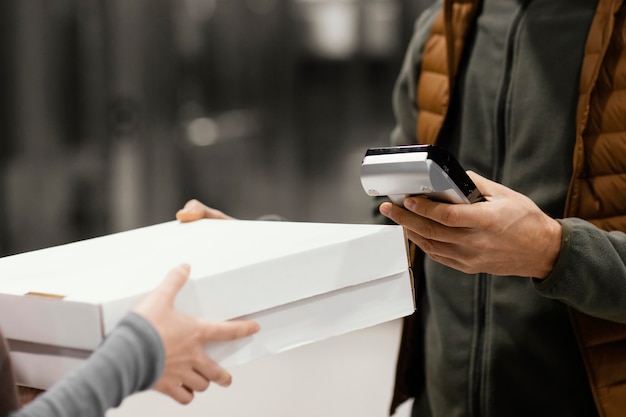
[0,0,432,256]
[1,2,435,415]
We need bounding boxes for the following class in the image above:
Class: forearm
[12,313,164,417]
[534,218,626,322]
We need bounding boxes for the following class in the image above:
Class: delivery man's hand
[133,264,259,404]
[176,199,236,222]
[379,171,562,280]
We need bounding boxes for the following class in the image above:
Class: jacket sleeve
[390,0,442,147]
[11,312,164,417]
[534,218,626,323]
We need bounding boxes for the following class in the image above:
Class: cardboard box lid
[0,219,411,351]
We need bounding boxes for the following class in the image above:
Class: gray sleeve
[390,0,442,147]
[534,218,626,323]
[11,312,164,417]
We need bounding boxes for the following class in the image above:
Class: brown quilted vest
[391,0,626,416]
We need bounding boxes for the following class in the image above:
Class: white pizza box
[0,219,414,389]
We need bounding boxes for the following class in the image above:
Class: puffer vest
[391,0,626,416]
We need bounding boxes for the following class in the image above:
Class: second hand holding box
[0,219,414,389]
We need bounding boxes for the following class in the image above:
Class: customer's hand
[176,199,236,222]
[379,171,562,279]
[133,264,259,404]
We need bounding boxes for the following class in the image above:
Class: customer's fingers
[198,319,260,342]
[193,355,233,387]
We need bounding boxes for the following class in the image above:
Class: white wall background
[107,319,413,417]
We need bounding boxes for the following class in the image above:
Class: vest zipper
[470,3,529,417]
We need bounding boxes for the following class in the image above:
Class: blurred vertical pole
[105,0,182,232]
[0,2,16,256]
[139,0,184,225]
[3,0,82,254]
[3,0,119,252]
[104,0,148,232]
[73,0,111,238]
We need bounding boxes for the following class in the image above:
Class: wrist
[534,217,563,279]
